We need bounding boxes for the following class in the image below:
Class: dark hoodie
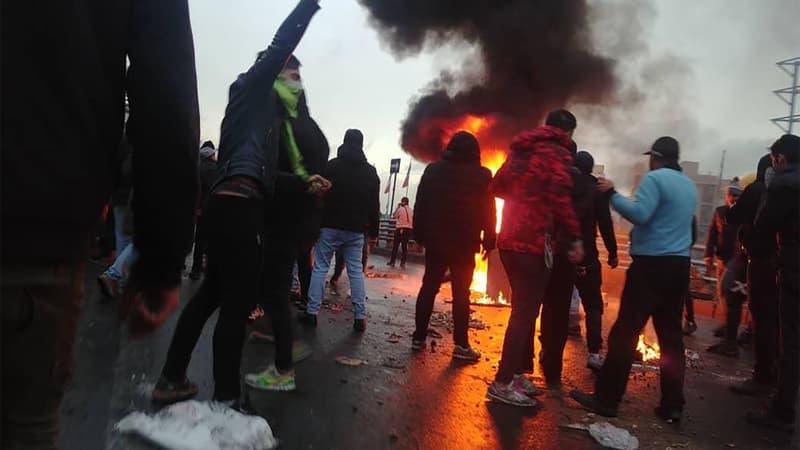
[572,151,617,262]
[727,154,777,259]
[321,130,380,237]
[414,131,496,253]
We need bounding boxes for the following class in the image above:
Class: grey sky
[189,0,799,205]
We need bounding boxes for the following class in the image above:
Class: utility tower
[772,57,800,134]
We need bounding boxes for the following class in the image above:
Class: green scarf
[273,79,310,182]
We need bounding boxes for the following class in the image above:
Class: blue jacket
[214,0,319,196]
[611,167,697,257]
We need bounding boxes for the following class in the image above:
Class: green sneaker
[245,366,296,392]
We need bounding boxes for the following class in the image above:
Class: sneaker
[587,353,605,371]
[512,374,544,397]
[486,381,538,407]
[97,273,119,299]
[411,338,426,352]
[353,318,366,333]
[569,389,618,417]
[707,340,739,357]
[453,345,481,362]
[745,409,795,434]
[151,376,199,404]
[297,311,318,327]
[245,366,296,392]
[654,406,682,424]
[729,378,775,397]
[682,321,698,335]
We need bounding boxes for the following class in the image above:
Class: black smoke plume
[357,0,618,162]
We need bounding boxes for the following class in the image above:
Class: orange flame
[637,334,661,362]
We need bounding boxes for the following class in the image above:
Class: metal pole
[790,61,798,134]
[715,150,727,203]
[390,172,398,216]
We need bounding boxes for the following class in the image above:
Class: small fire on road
[636,334,661,362]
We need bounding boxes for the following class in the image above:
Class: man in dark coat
[189,141,219,279]
[2,0,199,446]
[727,154,779,396]
[572,151,619,370]
[747,134,800,434]
[301,129,380,331]
[411,131,497,361]
[155,0,323,408]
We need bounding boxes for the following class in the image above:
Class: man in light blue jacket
[571,136,697,424]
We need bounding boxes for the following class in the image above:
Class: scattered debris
[366,271,405,279]
[429,311,488,332]
[386,332,403,344]
[588,422,639,450]
[426,329,443,339]
[335,356,368,366]
[115,400,277,450]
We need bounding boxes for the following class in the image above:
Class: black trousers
[495,251,551,384]
[162,195,264,401]
[723,254,749,341]
[747,257,779,384]
[413,247,475,347]
[260,236,298,373]
[773,264,799,421]
[190,214,207,273]
[537,255,577,382]
[684,292,695,323]
[389,228,411,265]
[595,256,689,411]
[576,259,604,354]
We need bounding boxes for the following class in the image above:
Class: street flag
[401,163,411,188]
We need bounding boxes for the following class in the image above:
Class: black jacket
[266,93,329,245]
[756,164,799,270]
[727,181,776,259]
[215,0,319,196]
[2,0,199,289]
[321,144,380,237]
[198,155,218,213]
[414,139,496,253]
[705,205,738,261]
[573,172,617,262]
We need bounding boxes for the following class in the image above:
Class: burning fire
[636,334,661,362]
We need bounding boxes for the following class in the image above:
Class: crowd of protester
[2,0,798,448]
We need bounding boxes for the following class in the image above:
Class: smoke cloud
[357,0,618,162]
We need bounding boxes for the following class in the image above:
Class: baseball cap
[644,136,680,160]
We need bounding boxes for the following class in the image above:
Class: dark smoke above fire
[357,0,617,162]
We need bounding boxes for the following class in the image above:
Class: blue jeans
[308,228,366,319]
[105,243,138,285]
[113,205,132,253]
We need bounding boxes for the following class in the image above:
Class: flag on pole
[401,163,411,188]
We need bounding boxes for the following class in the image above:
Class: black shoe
[654,406,682,424]
[353,319,366,333]
[386,261,395,267]
[682,320,698,335]
[737,330,753,347]
[730,378,775,397]
[707,340,739,357]
[569,389,618,417]
[152,376,199,405]
[297,311,318,327]
[746,409,795,434]
[399,263,406,268]
[713,325,725,338]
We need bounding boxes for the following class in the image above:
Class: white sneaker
[587,353,604,371]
